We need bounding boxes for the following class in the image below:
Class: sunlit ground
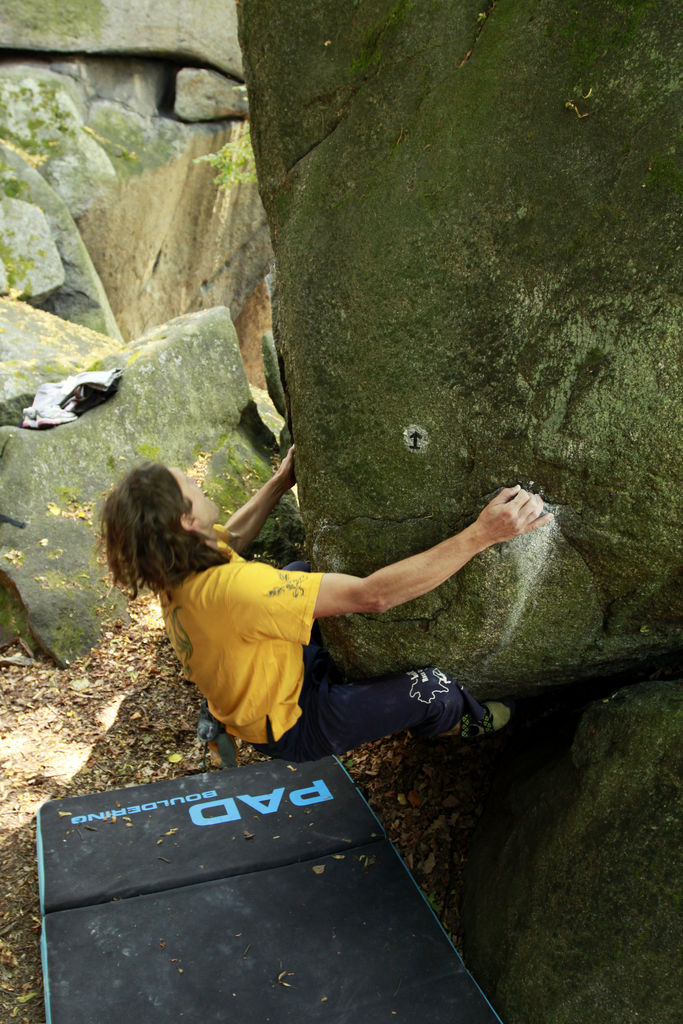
[0,591,509,1024]
[0,593,210,1021]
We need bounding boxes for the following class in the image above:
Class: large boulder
[461,680,682,1024]
[0,307,287,665]
[0,0,242,78]
[0,197,64,301]
[0,298,123,427]
[238,0,682,693]
[174,68,249,122]
[0,58,272,341]
[0,63,117,219]
[77,118,271,341]
[0,141,122,338]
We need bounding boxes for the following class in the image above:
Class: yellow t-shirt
[161,525,323,744]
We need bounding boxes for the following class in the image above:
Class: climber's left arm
[226,446,296,553]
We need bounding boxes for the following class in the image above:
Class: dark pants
[253,562,485,763]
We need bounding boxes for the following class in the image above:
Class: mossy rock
[0,307,299,664]
[0,196,64,301]
[462,680,683,1024]
[0,298,122,428]
[0,0,243,78]
[0,141,121,336]
[239,0,682,692]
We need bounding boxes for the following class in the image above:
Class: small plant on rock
[195,121,256,190]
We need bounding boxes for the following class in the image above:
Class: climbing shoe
[197,698,238,769]
[197,697,222,743]
[460,699,515,739]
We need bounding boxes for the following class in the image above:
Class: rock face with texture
[0,197,64,301]
[174,68,249,122]
[461,681,682,1024]
[0,58,271,341]
[238,0,682,692]
[0,141,122,338]
[0,307,286,665]
[0,0,243,78]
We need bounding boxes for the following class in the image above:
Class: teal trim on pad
[40,925,52,1024]
[36,801,46,917]
[333,756,503,1023]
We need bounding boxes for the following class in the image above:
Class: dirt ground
[0,595,512,1023]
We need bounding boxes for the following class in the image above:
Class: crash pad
[38,757,502,1023]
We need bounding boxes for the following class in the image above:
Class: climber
[100,446,553,762]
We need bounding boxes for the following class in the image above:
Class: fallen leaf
[312,864,325,875]
[422,852,436,874]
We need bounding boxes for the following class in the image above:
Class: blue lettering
[237,788,285,815]
[289,780,333,807]
[189,798,241,826]
[63,783,331,831]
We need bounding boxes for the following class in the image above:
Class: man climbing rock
[100,447,553,762]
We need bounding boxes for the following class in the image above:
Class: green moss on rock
[240,0,681,687]
[136,443,162,461]
[87,107,179,178]
[0,237,34,292]
[0,78,81,159]
[463,681,682,1024]
[1,0,105,38]
[0,577,33,649]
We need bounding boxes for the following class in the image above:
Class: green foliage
[195,123,257,190]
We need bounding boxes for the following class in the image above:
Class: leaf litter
[0,594,508,1023]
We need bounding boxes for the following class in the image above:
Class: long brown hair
[100,462,229,598]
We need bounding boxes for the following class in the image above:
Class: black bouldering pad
[41,839,500,1024]
[37,757,382,913]
[38,758,502,1023]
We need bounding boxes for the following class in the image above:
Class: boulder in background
[0,0,243,78]
[0,140,122,338]
[0,306,291,665]
[0,298,122,428]
[0,57,272,342]
[0,197,64,301]
[174,68,249,122]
